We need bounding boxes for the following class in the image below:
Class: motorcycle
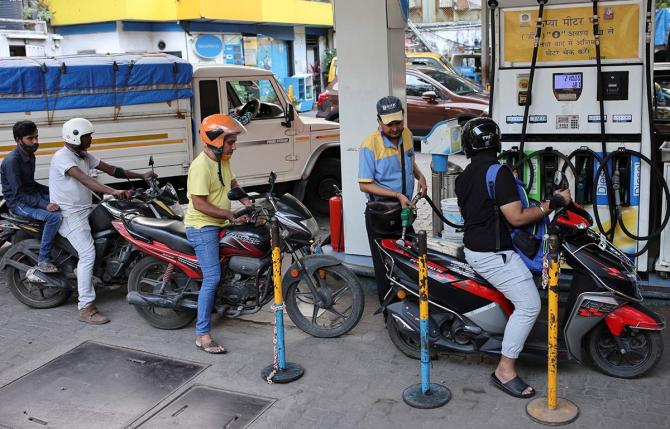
[118,172,365,338]
[0,177,183,309]
[378,196,665,378]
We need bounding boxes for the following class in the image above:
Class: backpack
[486,164,548,274]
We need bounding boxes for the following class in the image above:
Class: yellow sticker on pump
[502,2,640,63]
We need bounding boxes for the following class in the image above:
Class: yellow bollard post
[261,217,304,384]
[526,234,579,425]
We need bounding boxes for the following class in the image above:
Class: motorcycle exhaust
[126,291,197,311]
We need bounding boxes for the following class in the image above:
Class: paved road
[0,248,668,428]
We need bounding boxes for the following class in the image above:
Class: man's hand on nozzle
[417,176,428,197]
[396,193,412,208]
[549,188,572,210]
[46,203,60,212]
[113,189,133,200]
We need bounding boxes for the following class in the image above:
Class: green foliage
[22,0,53,22]
[322,48,337,71]
[659,2,670,9]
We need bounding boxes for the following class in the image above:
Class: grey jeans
[464,248,541,359]
[59,209,96,310]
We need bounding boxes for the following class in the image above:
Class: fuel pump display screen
[553,72,583,101]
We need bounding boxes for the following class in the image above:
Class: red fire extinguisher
[329,186,344,252]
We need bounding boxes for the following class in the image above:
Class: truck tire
[304,158,341,217]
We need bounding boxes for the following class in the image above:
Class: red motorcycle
[378,199,665,378]
[114,173,364,338]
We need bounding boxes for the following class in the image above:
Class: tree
[22,0,53,22]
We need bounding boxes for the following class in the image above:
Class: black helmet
[461,118,501,158]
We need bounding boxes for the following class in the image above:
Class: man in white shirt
[49,118,155,324]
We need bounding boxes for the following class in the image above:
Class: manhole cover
[0,341,207,428]
[132,385,274,428]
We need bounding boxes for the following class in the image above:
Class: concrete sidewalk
[0,263,669,429]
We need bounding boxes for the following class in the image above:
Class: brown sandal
[195,339,227,354]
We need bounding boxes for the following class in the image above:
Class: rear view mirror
[148,155,154,167]
[227,187,248,201]
[421,91,438,103]
[281,104,295,128]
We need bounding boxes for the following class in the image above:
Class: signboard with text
[502,2,640,64]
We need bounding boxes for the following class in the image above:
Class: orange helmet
[200,114,246,148]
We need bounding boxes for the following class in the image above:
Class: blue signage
[194,34,223,59]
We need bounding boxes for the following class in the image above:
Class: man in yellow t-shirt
[185,114,252,354]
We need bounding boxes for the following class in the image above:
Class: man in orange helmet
[185,114,252,354]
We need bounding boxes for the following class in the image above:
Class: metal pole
[527,233,579,424]
[261,217,304,384]
[418,232,431,394]
[402,231,451,408]
[546,234,560,409]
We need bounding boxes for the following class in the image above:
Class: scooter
[117,172,365,338]
[377,196,665,378]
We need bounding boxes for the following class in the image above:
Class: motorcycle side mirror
[148,156,154,167]
[227,187,249,202]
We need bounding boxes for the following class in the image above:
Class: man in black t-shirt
[455,118,571,399]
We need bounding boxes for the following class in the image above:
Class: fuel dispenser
[485,0,670,276]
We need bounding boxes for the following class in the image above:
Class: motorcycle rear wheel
[5,241,72,309]
[587,324,663,378]
[284,264,364,338]
[127,256,196,330]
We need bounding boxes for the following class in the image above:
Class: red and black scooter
[377,199,665,378]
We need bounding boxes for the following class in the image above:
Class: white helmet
[62,118,94,146]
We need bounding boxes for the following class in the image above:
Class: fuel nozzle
[396,194,421,244]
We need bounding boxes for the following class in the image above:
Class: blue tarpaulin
[0,53,193,113]
[656,8,670,46]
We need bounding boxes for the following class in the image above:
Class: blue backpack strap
[486,164,504,251]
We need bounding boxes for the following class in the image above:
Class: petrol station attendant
[358,96,428,304]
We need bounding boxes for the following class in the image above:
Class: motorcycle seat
[2,211,43,227]
[129,217,194,255]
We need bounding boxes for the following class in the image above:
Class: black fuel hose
[487,0,499,116]
[424,194,463,229]
[499,148,536,194]
[561,147,618,239]
[512,148,577,196]
[593,149,670,243]
[519,0,548,156]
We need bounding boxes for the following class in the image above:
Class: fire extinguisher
[329,185,344,252]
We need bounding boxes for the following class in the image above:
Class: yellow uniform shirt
[184,151,234,229]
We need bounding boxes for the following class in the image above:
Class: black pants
[364,207,412,305]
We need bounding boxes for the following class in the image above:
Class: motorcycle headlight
[161,183,179,202]
[300,217,319,238]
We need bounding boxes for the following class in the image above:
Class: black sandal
[490,373,536,399]
[195,339,227,354]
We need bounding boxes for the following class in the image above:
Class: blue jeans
[14,204,62,263]
[185,226,222,336]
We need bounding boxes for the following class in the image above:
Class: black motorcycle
[121,172,365,338]
[0,179,182,309]
[378,199,665,378]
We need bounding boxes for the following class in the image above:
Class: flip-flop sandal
[490,373,536,399]
[195,339,227,354]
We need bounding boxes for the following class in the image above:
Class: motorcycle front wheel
[5,240,72,309]
[127,256,196,330]
[587,323,663,378]
[284,263,364,338]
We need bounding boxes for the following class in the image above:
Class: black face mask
[19,142,39,154]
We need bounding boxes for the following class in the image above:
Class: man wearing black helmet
[455,118,571,399]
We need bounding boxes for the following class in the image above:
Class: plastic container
[441,198,464,241]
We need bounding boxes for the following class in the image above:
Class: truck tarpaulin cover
[0,54,193,113]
